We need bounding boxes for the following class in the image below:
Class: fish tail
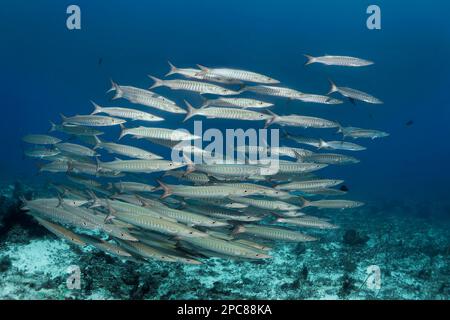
[200,96,210,108]
[196,64,210,74]
[156,179,172,199]
[60,113,68,123]
[327,78,338,95]
[49,121,57,132]
[303,54,316,66]
[182,154,195,175]
[231,225,246,236]
[165,61,178,76]
[183,100,198,122]
[90,100,103,115]
[264,110,278,128]
[92,135,102,149]
[118,123,127,140]
[148,75,164,89]
[108,79,123,100]
[299,196,311,208]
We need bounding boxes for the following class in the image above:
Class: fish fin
[231,225,245,236]
[148,75,164,89]
[327,79,338,95]
[182,154,195,175]
[318,139,327,149]
[118,123,127,140]
[86,190,101,209]
[90,100,102,115]
[49,121,57,133]
[108,79,123,100]
[298,196,311,208]
[200,96,210,108]
[92,135,102,149]
[183,100,198,122]
[104,199,117,223]
[165,61,177,77]
[156,179,172,199]
[60,113,68,122]
[196,64,210,73]
[293,150,306,162]
[264,110,279,128]
[56,193,65,208]
[303,54,316,66]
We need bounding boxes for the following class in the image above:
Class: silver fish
[108,81,186,114]
[49,122,104,136]
[61,114,126,127]
[55,142,97,157]
[266,111,340,129]
[202,97,273,109]
[183,101,271,122]
[22,134,61,145]
[328,80,383,104]
[195,65,279,84]
[234,224,317,242]
[304,54,374,67]
[93,136,162,160]
[149,75,239,96]
[119,125,200,141]
[90,101,164,122]
[339,126,390,140]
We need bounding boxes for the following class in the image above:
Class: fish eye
[212,221,216,224]
[189,231,193,234]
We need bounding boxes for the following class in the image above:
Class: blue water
[1,0,449,203]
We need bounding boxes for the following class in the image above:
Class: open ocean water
[0,0,449,300]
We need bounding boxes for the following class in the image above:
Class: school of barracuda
[20,54,388,264]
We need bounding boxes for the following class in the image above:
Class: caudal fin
[49,121,57,133]
[90,100,103,115]
[327,79,338,95]
[107,79,123,100]
[165,61,178,77]
[183,100,198,122]
[148,75,164,89]
[304,54,316,66]
[264,110,279,128]
[231,225,246,236]
[92,135,102,150]
[156,179,172,199]
[118,123,127,140]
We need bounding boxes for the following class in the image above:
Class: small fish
[195,65,279,84]
[55,142,97,157]
[276,217,339,229]
[275,179,344,191]
[301,198,364,209]
[228,196,302,212]
[108,80,186,114]
[338,126,389,140]
[304,54,374,67]
[93,136,162,160]
[24,148,60,159]
[242,85,304,99]
[61,114,126,127]
[296,94,343,105]
[328,80,383,104]
[183,100,271,122]
[149,75,239,96]
[49,122,104,136]
[34,217,87,246]
[119,125,200,141]
[165,61,242,85]
[298,153,359,165]
[202,97,273,109]
[265,111,340,129]
[234,224,318,242]
[180,235,271,260]
[97,159,185,174]
[22,134,61,145]
[90,101,164,122]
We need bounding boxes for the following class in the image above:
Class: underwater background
[0,0,449,299]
